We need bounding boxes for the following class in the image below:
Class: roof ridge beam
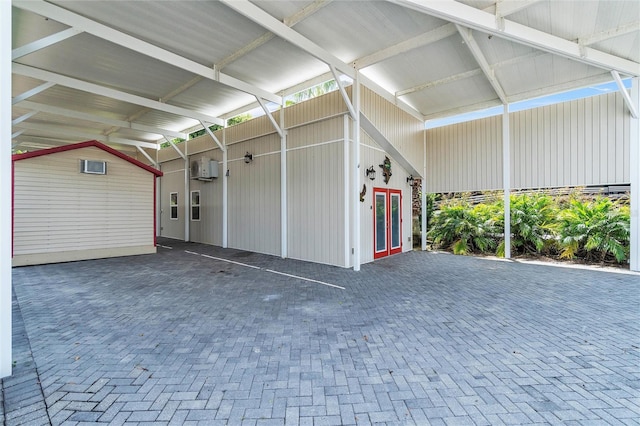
[12,27,82,60]
[13,63,224,126]
[456,25,508,104]
[389,0,640,77]
[13,0,281,104]
[17,100,187,139]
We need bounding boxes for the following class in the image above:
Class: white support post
[421,129,427,251]
[630,77,639,272]
[222,123,228,248]
[280,104,287,259]
[184,140,189,242]
[1,0,12,379]
[503,104,511,259]
[344,114,351,267]
[352,73,361,271]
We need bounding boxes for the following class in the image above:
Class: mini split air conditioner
[190,157,218,181]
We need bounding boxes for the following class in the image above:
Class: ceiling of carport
[10,0,640,155]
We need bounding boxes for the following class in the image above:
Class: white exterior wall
[188,150,223,246]
[426,92,631,193]
[159,158,187,241]
[13,146,156,266]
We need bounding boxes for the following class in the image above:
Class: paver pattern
[3,239,640,425]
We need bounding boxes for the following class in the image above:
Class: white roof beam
[164,136,186,160]
[612,70,638,118]
[456,25,508,104]
[579,21,640,47]
[12,27,82,60]
[13,0,281,105]
[221,0,356,79]
[396,68,483,97]
[390,0,640,77]
[13,63,224,127]
[495,0,542,19]
[330,65,357,120]
[12,81,55,105]
[17,100,187,139]
[12,130,26,140]
[13,122,158,150]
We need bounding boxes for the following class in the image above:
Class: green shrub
[507,192,559,256]
[428,197,501,255]
[558,197,630,263]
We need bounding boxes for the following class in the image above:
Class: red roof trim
[12,140,163,177]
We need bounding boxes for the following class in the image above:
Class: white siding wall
[159,158,186,240]
[13,146,156,265]
[426,92,631,193]
[189,151,223,246]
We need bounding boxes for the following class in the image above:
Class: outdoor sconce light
[406,175,414,184]
[365,166,376,181]
[244,152,253,164]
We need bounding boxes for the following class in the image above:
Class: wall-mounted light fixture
[244,152,253,164]
[406,175,414,184]
[365,166,376,181]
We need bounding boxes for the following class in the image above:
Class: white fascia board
[14,122,158,150]
[13,63,224,127]
[18,100,187,139]
[12,27,82,60]
[221,0,356,79]
[13,0,281,105]
[390,0,640,77]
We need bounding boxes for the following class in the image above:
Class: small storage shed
[12,140,163,266]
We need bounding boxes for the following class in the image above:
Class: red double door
[373,188,402,259]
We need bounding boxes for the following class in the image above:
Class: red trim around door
[373,188,402,259]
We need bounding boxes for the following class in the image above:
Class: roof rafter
[16,100,187,139]
[578,21,640,46]
[495,0,543,20]
[389,0,640,76]
[13,0,281,104]
[13,63,224,127]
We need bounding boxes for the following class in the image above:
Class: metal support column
[280,103,287,259]
[630,77,639,272]
[352,73,361,271]
[184,140,189,242]
[222,124,228,248]
[422,129,427,251]
[503,104,511,259]
[344,114,351,267]
[1,0,12,379]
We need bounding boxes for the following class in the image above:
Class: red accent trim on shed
[11,140,163,177]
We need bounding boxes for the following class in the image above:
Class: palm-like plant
[429,199,500,255]
[558,197,630,263]
[508,193,559,255]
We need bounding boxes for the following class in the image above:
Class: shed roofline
[12,140,163,177]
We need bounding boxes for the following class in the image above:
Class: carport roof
[11,0,640,155]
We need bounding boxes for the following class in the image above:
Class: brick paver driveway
[3,239,639,425]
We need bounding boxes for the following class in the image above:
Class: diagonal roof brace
[329,65,357,121]
[199,120,225,152]
[611,70,638,118]
[456,25,508,104]
[12,82,55,105]
[136,146,158,168]
[256,97,284,139]
[164,136,186,160]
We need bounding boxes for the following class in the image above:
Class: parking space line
[185,250,344,290]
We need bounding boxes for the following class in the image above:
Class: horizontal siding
[285,89,349,129]
[426,91,630,193]
[14,146,155,257]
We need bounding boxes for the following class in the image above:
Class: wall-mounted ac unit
[190,156,218,181]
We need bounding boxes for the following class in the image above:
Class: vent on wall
[190,157,218,181]
[80,159,107,175]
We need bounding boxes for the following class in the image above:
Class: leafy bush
[558,197,630,263]
[508,193,559,256]
[428,197,501,255]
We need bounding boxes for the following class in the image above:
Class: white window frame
[170,192,178,220]
[190,190,201,221]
